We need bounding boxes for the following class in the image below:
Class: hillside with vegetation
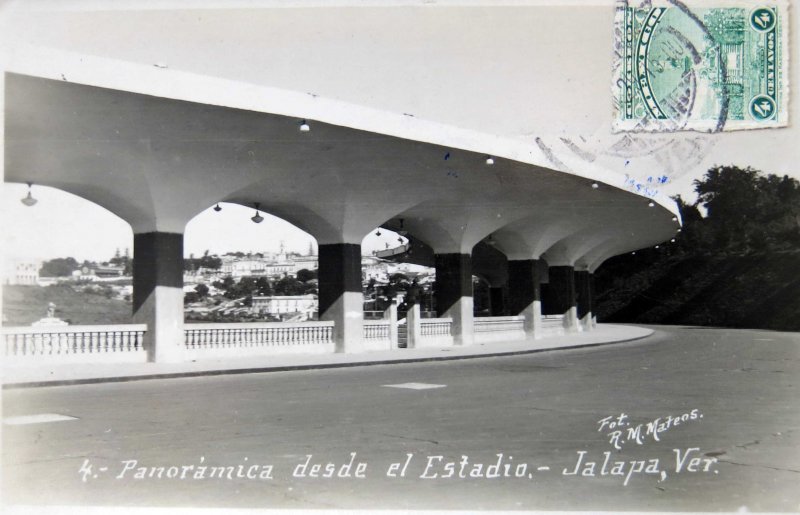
[594,166,800,331]
[2,284,132,326]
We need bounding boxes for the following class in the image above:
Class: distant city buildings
[216,243,318,280]
[3,261,40,285]
[251,295,317,319]
[72,264,126,280]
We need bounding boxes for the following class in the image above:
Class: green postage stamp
[613,0,789,132]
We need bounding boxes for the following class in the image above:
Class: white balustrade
[363,321,391,341]
[362,320,392,351]
[420,318,452,336]
[416,317,454,347]
[541,315,566,336]
[184,321,335,357]
[2,325,147,364]
[473,316,526,343]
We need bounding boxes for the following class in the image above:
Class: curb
[2,328,655,389]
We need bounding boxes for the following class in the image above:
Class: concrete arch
[542,227,616,267]
[4,182,134,259]
[183,202,317,256]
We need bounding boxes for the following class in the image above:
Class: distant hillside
[2,284,132,326]
[595,252,800,331]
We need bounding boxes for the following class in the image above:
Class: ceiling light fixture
[648,201,655,207]
[591,183,599,189]
[21,182,37,207]
[485,156,495,165]
[375,229,382,237]
[251,202,264,224]
[299,120,310,132]
[213,203,222,212]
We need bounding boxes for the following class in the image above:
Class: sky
[1,183,400,264]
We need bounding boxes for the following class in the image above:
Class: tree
[694,166,800,253]
[194,284,209,298]
[254,277,273,296]
[593,165,800,330]
[296,268,317,283]
[274,276,305,296]
[212,276,235,291]
[198,250,222,270]
[389,273,410,288]
[40,257,79,277]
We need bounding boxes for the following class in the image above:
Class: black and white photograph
[1,0,798,513]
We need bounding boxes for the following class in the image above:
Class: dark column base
[434,253,473,345]
[132,232,184,362]
[489,287,506,316]
[318,243,364,352]
[543,265,578,331]
[575,270,591,319]
[508,259,543,335]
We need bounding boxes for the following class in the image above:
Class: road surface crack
[377,432,439,445]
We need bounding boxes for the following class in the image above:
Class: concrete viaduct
[20,0,797,363]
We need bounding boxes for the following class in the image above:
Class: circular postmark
[615,0,730,133]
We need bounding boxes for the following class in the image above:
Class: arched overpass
[4,0,794,362]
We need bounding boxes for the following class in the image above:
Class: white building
[291,256,318,274]
[251,295,317,316]
[222,259,268,278]
[362,256,389,283]
[6,261,40,285]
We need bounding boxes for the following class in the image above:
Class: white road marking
[537,466,550,471]
[3,413,78,425]
[382,382,447,390]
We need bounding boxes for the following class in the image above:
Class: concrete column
[575,270,593,331]
[508,259,543,338]
[132,232,185,362]
[544,265,579,332]
[489,286,506,316]
[405,303,422,349]
[384,299,398,349]
[434,253,473,346]
[318,243,364,353]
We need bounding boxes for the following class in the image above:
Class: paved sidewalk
[1,324,653,388]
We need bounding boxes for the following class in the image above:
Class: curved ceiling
[1,1,702,266]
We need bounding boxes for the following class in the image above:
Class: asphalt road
[3,325,799,511]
